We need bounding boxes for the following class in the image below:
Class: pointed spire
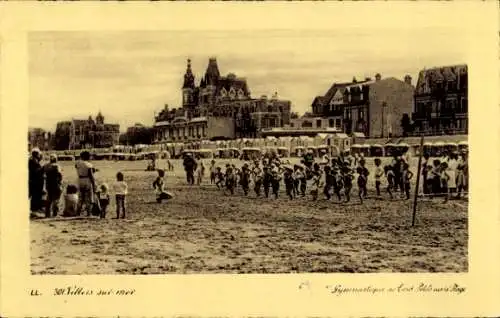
[204,57,220,86]
[96,111,104,124]
[183,58,195,89]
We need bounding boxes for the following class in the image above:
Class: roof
[215,76,250,97]
[315,79,370,106]
[416,64,468,94]
[154,121,170,127]
[190,117,208,123]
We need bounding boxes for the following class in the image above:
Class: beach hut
[265,136,278,147]
[396,143,410,156]
[370,144,384,157]
[316,145,330,158]
[57,154,74,161]
[458,140,468,152]
[242,147,263,161]
[228,147,241,159]
[197,149,214,159]
[291,146,305,157]
[351,144,363,155]
[432,141,445,157]
[384,143,397,157]
[444,141,459,154]
[277,146,290,158]
[299,135,314,147]
[263,146,278,157]
[306,146,318,158]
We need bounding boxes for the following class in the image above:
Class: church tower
[199,57,220,106]
[96,111,104,125]
[182,58,195,108]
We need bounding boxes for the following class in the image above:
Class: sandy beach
[30,159,468,274]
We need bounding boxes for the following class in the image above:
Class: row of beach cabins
[43,133,468,162]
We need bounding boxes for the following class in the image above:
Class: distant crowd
[182,149,468,204]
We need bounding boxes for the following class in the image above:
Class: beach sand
[30,159,468,274]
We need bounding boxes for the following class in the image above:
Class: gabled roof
[215,76,250,97]
[312,96,325,106]
[316,80,369,106]
[416,64,468,94]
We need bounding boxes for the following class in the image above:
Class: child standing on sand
[283,166,295,200]
[113,172,128,219]
[225,165,236,195]
[401,163,414,200]
[209,160,217,184]
[343,165,354,203]
[374,158,383,197]
[239,164,251,196]
[440,162,451,203]
[356,166,367,204]
[384,165,395,199]
[196,161,205,185]
[252,162,263,197]
[215,166,224,189]
[310,171,322,201]
[270,164,281,199]
[96,183,110,219]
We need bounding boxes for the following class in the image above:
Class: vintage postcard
[1,1,499,317]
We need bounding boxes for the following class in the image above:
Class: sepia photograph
[28,29,469,275]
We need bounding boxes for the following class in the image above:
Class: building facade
[54,112,120,150]
[153,58,291,144]
[28,127,52,151]
[123,123,154,145]
[311,73,415,138]
[412,64,468,135]
[288,116,342,131]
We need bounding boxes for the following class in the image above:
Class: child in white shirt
[113,171,128,219]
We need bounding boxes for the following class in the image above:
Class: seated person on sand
[153,169,173,203]
[62,184,79,217]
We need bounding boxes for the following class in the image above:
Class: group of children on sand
[203,155,416,203]
[62,171,129,219]
[202,151,467,204]
[55,150,467,220]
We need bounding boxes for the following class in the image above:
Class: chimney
[352,77,357,83]
[404,75,412,85]
[375,73,381,81]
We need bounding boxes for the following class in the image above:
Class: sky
[29,29,466,132]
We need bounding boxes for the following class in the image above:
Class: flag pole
[412,135,425,226]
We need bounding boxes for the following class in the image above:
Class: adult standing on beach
[75,151,96,216]
[43,154,63,218]
[183,152,197,185]
[28,148,45,213]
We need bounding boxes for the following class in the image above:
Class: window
[336,119,341,127]
[360,109,364,120]
[316,120,322,128]
[229,88,236,99]
[329,119,334,127]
